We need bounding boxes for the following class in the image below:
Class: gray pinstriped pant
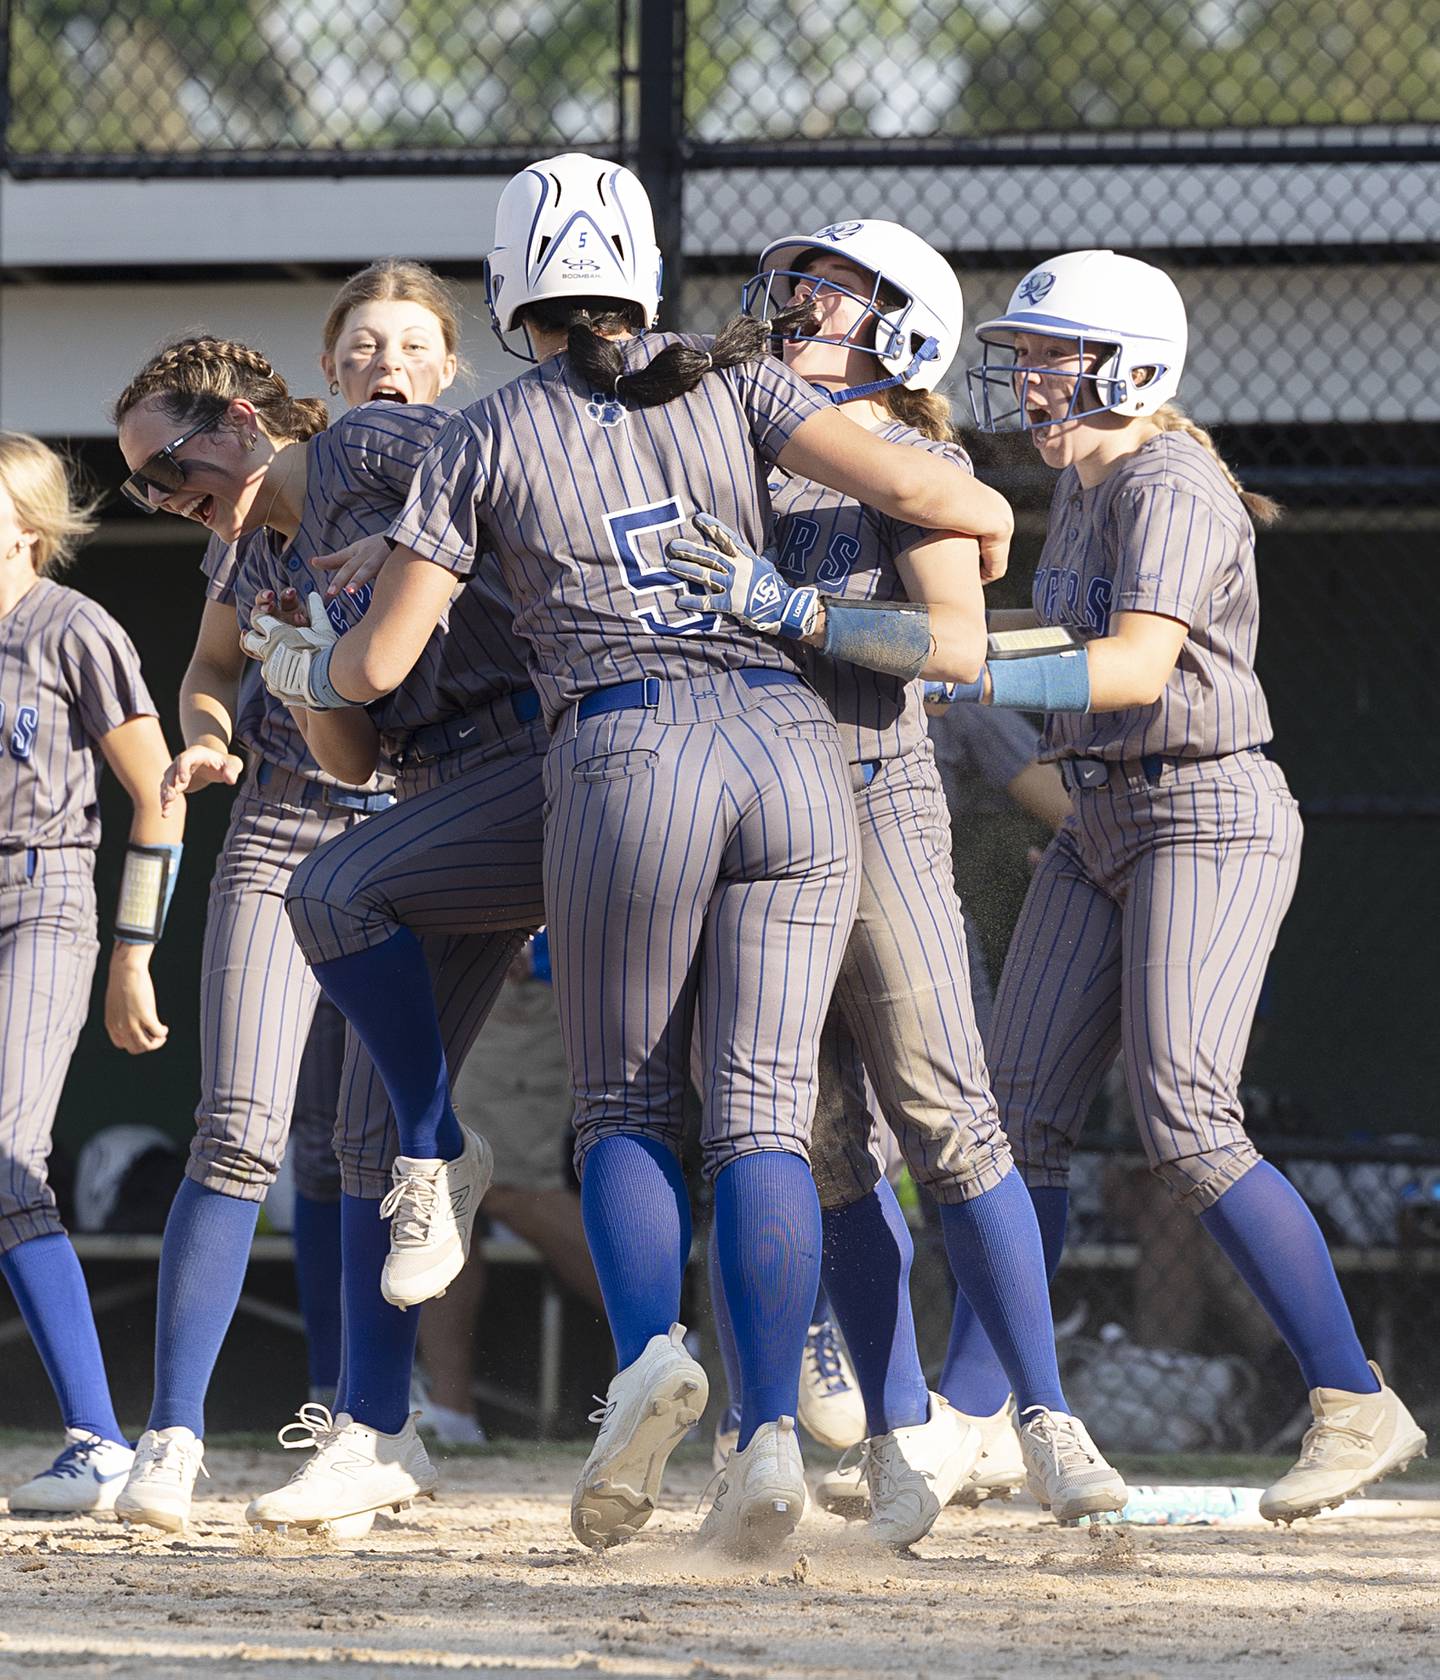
[0,848,98,1251]
[542,671,860,1178]
[991,750,1303,1211]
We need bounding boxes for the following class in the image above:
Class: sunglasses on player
[119,413,223,512]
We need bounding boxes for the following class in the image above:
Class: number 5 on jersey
[606,500,719,637]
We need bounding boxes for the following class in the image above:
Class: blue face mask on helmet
[967,334,1166,432]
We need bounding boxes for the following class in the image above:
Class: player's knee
[1148,1141,1262,1213]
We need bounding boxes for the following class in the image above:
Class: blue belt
[323,786,395,814]
[575,668,799,722]
[394,689,541,765]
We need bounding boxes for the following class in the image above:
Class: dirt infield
[1,1440,1436,1679]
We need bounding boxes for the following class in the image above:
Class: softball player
[667,221,1126,1536]
[243,153,1016,1557]
[1,431,184,1516]
[725,247,1426,1523]
[117,324,549,1530]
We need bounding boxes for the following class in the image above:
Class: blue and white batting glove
[241,591,349,709]
[666,512,820,639]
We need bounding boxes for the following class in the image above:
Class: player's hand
[666,512,820,639]
[104,944,169,1055]
[314,535,391,598]
[242,590,345,709]
[161,744,241,812]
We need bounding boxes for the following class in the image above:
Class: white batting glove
[241,591,349,709]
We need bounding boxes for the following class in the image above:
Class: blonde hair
[1152,403,1282,527]
[880,385,953,443]
[321,259,463,360]
[0,431,99,576]
[112,336,330,444]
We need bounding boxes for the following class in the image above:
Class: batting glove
[666,512,820,639]
[241,591,350,709]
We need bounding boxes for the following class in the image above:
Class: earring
[329,381,340,396]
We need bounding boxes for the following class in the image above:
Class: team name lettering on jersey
[0,700,39,761]
[1035,566,1112,635]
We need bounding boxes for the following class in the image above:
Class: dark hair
[112,336,330,443]
[517,295,814,410]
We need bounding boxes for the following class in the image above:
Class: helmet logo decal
[1017,270,1056,306]
[815,221,864,243]
[563,257,602,277]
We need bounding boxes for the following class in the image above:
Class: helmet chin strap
[822,336,940,405]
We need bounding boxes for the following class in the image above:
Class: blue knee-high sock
[1198,1161,1377,1393]
[713,1151,822,1451]
[810,1276,833,1328]
[581,1134,691,1371]
[312,929,461,1163]
[706,1222,742,1434]
[336,1194,422,1432]
[149,1179,261,1436]
[0,1234,125,1444]
[292,1193,343,1399]
[820,1179,929,1437]
[938,1175,1069,1417]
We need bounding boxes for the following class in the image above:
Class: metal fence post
[634,0,686,327]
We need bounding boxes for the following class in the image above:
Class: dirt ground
[1,1439,1436,1680]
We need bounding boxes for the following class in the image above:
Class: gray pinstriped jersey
[389,334,831,725]
[204,531,392,791]
[770,419,974,766]
[1033,430,1271,763]
[0,580,156,849]
[232,405,532,742]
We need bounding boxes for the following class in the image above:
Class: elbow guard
[818,599,933,682]
[986,648,1091,713]
[115,843,183,944]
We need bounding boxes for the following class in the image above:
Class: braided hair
[517,297,815,410]
[112,336,330,442]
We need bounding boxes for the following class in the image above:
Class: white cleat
[712,1420,740,1476]
[814,1448,870,1521]
[865,1394,982,1548]
[696,1415,807,1560]
[379,1125,493,1309]
[571,1324,708,1550]
[1018,1406,1128,1525]
[114,1427,208,1533]
[245,1406,437,1531]
[950,1397,1028,1507]
[796,1319,866,1451]
[1260,1363,1427,1524]
[6,1431,134,1517]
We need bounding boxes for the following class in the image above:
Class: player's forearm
[803,597,985,684]
[180,653,238,754]
[325,544,452,701]
[291,704,382,784]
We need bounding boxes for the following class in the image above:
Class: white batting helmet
[968,249,1188,430]
[484,153,663,362]
[744,219,963,398]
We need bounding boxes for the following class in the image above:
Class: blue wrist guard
[307,642,351,710]
[819,600,933,682]
[115,842,183,944]
[986,648,1091,713]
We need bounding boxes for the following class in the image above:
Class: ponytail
[879,385,953,443]
[113,336,330,445]
[517,296,814,411]
[1151,403,1282,527]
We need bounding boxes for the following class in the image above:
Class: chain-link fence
[3,0,1437,1446]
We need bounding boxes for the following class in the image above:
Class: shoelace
[43,1437,108,1480]
[1295,1412,1374,1467]
[275,1404,346,1484]
[586,1394,615,1431]
[139,1435,209,1483]
[1022,1409,1095,1474]
[806,1322,851,1394]
[696,1460,731,1515]
[380,1170,439,1246]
